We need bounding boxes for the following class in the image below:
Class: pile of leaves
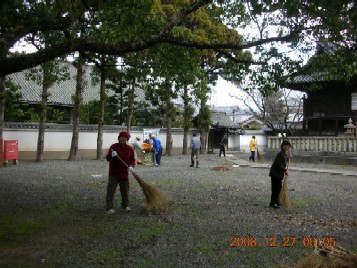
[211,166,230,171]
[290,245,357,268]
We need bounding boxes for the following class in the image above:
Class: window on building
[352,92,357,110]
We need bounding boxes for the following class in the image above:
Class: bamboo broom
[279,158,291,209]
[257,148,264,161]
[116,154,169,214]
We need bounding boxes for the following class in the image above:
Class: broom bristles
[115,154,169,214]
[132,171,169,213]
[279,175,291,209]
[257,149,264,161]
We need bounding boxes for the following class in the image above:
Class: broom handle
[111,149,129,168]
[285,153,291,176]
[112,150,141,180]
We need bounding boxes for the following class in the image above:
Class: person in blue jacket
[150,134,163,165]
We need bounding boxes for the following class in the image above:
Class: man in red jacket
[105,130,136,214]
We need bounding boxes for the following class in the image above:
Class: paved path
[224,154,357,177]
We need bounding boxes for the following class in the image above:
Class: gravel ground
[0,153,356,268]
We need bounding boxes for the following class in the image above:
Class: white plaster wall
[2,129,190,152]
[4,129,40,151]
[228,134,240,150]
[239,131,267,152]
[3,128,267,153]
[44,131,73,151]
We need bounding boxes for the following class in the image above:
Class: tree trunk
[197,92,210,154]
[126,77,135,132]
[183,128,189,155]
[200,131,208,154]
[165,94,173,156]
[68,56,84,160]
[182,82,190,155]
[96,68,105,160]
[0,76,5,166]
[36,64,50,162]
[165,114,173,156]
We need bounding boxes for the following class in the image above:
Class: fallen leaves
[211,166,230,171]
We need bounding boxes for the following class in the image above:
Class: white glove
[128,166,134,173]
[111,150,118,157]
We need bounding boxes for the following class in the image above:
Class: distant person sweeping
[248,136,257,162]
[105,130,136,214]
[269,140,292,209]
[150,134,163,165]
[190,132,202,168]
[130,136,142,165]
[219,134,228,157]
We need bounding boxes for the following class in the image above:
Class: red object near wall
[4,140,18,164]
[0,138,3,167]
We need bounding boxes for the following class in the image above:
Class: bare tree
[236,88,304,135]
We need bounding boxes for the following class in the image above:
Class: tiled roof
[211,111,242,129]
[8,62,146,106]
[288,72,339,84]
[241,117,264,126]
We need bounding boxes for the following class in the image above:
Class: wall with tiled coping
[2,123,267,160]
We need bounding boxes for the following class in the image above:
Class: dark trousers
[270,175,282,206]
[219,145,226,157]
[156,148,163,165]
[191,149,199,162]
[249,151,256,162]
[152,150,157,165]
[106,177,129,210]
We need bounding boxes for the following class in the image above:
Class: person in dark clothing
[105,130,136,214]
[219,134,228,157]
[269,140,292,209]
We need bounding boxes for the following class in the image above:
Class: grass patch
[168,201,205,215]
[290,195,325,207]
[251,196,270,206]
[0,215,42,245]
[251,195,325,208]
[137,257,170,267]
[194,242,216,255]
[0,200,170,267]
[53,192,76,214]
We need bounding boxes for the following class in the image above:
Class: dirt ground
[0,154,356,267]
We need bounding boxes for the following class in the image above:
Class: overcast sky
[210,78,244,107]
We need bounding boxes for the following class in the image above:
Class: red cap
[118,130,130,139]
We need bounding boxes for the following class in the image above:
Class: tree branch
[215,49,267,65]
[0,28,301,76]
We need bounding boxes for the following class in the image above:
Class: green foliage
[47,107,65,123]
[80,97,119,125]
[25,107,40,122]
[182,104,195,130]
[4,79,29,122]
[25,61,70,88]
[1,0,357,131]
[197,104,211,132]
[1,0,357,78]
